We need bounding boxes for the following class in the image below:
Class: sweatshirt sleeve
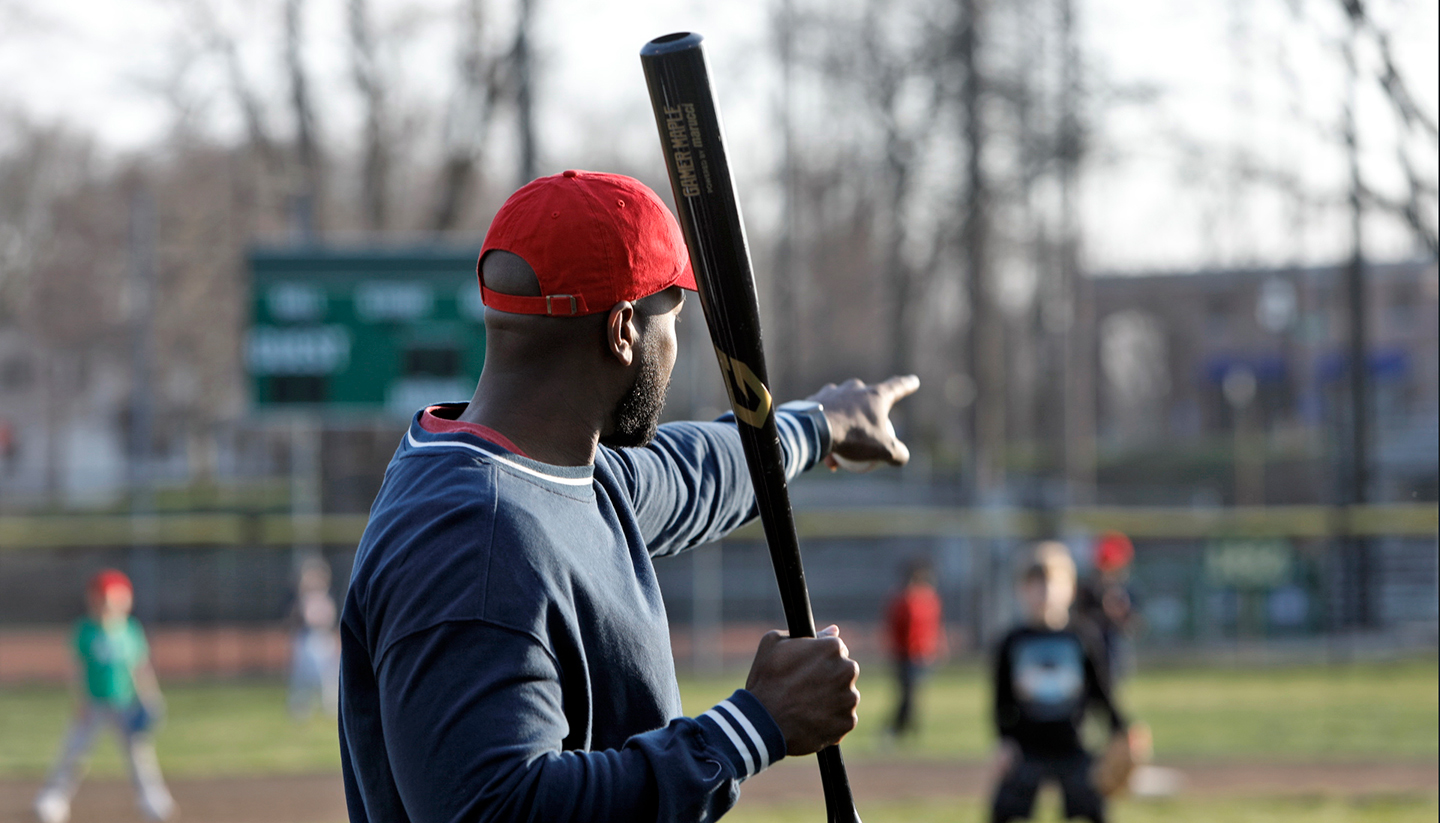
[993,633,1020,742]
[1082,631,1128,733]
[368,620,785,823]
[603,402,831,559]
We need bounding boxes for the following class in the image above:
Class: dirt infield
[0,761,1433,823]
[739,759,1440,806]
[0,773,343,823]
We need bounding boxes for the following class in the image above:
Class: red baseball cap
[478,170,697,316]
[89,569,133,598]
[1094,531,1134,572]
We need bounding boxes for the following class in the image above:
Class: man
[340,170,919,823]
[989,543,1129,823]
[882,558,945,743]
[34,570,174,823]
[1072,531,1138,687]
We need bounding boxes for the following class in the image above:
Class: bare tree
[432,0,498,232]
[956,0,1008,497]
[1335,0,1438,255]
[770,0,800,393]
[814,0,954,379]
[349,0,390,231]
[510,0,539,186]
[194,5,283,178]
[1056,0,1095,503]
[286,0,324,237]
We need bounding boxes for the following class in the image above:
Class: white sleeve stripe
[717,700,771,772]
[783,414,807,477]
[701,708,755,777]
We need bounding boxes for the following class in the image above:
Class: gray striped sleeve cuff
[695,689,787,781]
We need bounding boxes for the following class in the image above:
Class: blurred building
[1094,259,1439,506]
[1088,259,1439,648]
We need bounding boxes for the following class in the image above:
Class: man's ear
[605,302,638,367]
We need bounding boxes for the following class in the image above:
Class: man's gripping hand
[744,625,860,756]
[807,375,920,470]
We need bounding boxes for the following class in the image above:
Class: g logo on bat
[714,347,772,428]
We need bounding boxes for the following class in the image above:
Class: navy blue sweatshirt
[340,402,830,823]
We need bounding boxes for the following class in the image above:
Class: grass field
[723,794,1440,823]
[0,683,342,778]
[0,658,1434,777]
[0,658,1434,822]
[679,656,1440,762]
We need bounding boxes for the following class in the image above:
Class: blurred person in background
[0,418,15,473]
[989,543,1131,823]
[288,556,340,719]
[881,557,945,744]
[1073,532,1139,687]
[33,569,174,823]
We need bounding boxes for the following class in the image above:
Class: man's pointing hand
[808,375,921,471]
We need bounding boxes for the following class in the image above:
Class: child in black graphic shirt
[990,542,1130,823]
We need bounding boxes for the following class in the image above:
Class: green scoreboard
[247,246,486,416]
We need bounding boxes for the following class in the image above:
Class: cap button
[562,169,578,178]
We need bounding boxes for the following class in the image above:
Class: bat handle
[818,745,861,823]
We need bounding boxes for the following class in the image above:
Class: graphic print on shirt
[1010,634,1085,722]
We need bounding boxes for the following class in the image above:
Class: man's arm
[70,624,90,716]
[608,376,918,558]
[1082,631,1128,732]
[884,593,909,658]
[989,634,1021,779]
[362,620,841,823]
[131,661,163,705]
[604,402,829,558]
[993,634,1018,741]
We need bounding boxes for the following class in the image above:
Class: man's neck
[458,373,606,467]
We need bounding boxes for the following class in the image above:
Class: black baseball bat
[641,32,861,823]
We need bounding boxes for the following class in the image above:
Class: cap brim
[673,261,698,291]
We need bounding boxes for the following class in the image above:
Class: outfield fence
[2,504,1435,549]
[1,504,1435,682]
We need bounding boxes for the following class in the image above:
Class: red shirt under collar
[420,406,531,458]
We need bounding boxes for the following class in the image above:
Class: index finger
[875,374,920,403]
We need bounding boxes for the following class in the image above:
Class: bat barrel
[642,32,862,823]
[640,34,811,630]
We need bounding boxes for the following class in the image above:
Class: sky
[0,0,1435,273]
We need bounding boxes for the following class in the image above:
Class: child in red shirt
[883,559,945,741]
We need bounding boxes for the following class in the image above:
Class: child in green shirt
[34,570,175,823]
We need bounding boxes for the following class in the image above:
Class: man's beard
[600,334,670,449]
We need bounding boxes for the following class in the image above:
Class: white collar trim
[405,431,594,487]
